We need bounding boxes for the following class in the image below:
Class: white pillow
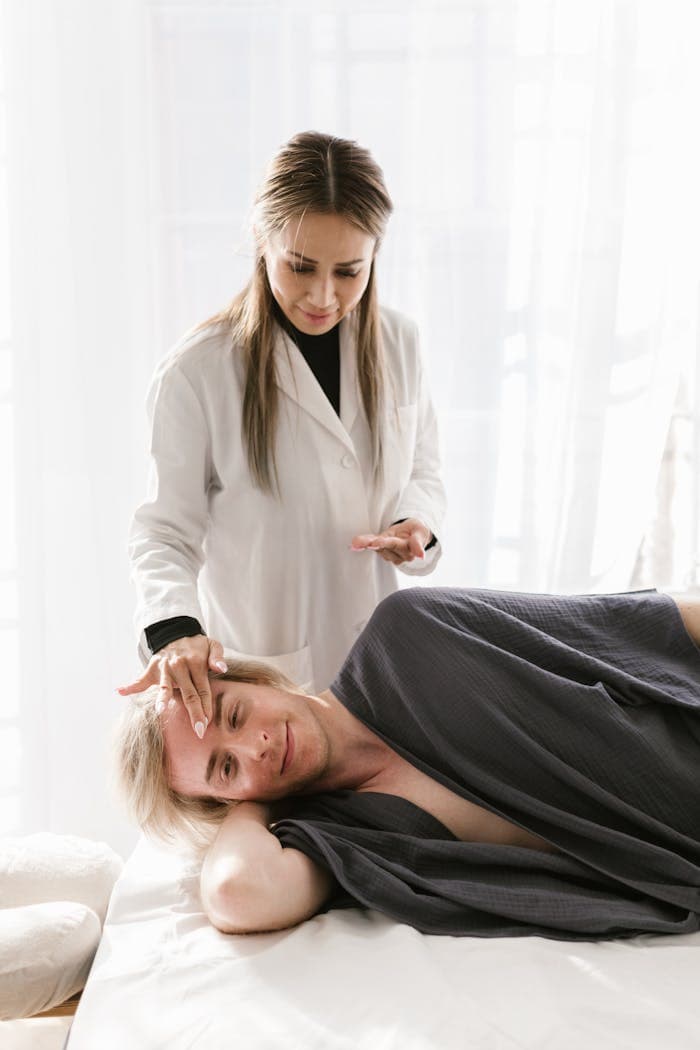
[0,900,101,1020]
[0,833,123,925]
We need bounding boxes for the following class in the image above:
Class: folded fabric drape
[275,587,700,938]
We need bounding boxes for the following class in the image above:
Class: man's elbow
[205,887,263,934]
[202,867,293,935]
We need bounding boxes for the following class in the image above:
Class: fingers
[350,533,378,551]
[351,523,429,564]
[407,530,426,560]
[352,535,401,559]
[167,657,212,736]
[155,660,174,714]
[351,533,415,563]
[119,638,224,738]
[208,638,228,674]
[355,532,401,552]
[115,663,159,696]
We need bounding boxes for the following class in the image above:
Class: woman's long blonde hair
[210,131,394,492]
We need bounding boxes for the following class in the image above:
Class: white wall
[1,0,699,858]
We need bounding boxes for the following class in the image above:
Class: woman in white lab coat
[119,131,446,736]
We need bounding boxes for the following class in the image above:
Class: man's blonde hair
[113,659,298,852]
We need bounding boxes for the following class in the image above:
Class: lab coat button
[341,453,354,469]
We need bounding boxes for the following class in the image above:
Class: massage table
[65,834,700,1049]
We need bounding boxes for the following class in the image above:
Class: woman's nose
[308,274,336,309]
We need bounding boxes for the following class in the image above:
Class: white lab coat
[129,305,446,691]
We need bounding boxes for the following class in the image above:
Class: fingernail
[155,700,165,715]
[215,660,227,672]
[168,698,177,710]
[115,688,126,695]
[194,721,205,739]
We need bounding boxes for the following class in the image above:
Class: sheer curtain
[2,0,698,856]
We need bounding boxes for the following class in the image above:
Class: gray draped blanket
[272,588,700,939]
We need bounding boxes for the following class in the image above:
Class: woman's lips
[299,308,335,325]
[281,723,295,775]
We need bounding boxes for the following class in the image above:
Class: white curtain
[2,0,699,857]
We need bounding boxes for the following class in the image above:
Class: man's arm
[200,802,334,934]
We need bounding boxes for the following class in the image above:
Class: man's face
[160,679,330,802]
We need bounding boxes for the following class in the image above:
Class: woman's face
[263,212,376,336]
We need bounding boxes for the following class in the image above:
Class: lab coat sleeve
[392,327,446,577]
[128,361,211,640]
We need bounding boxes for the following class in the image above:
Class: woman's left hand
[350,518,433,565]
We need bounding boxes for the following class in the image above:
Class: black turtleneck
[275,304,341,416]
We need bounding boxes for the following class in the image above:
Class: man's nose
[241,729,270,762]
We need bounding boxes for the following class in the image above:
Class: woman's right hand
[117,635,227,738]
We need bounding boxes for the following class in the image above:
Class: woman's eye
[230,705,239,729]
[288,265,358,278]
[223,756,232,778]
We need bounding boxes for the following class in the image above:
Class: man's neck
[302,688,391,795]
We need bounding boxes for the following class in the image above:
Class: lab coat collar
[274,313,360,454]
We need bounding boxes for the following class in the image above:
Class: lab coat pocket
[384,404,418,491]
[222,642,314,692]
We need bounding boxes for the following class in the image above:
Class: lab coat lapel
[339,313,360,436]
[274,320,357,454]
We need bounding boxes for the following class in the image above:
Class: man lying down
[115,587,700,941]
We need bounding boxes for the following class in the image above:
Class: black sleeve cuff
[145,616,204,655]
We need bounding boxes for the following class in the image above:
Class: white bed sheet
[66,836,700,1050]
